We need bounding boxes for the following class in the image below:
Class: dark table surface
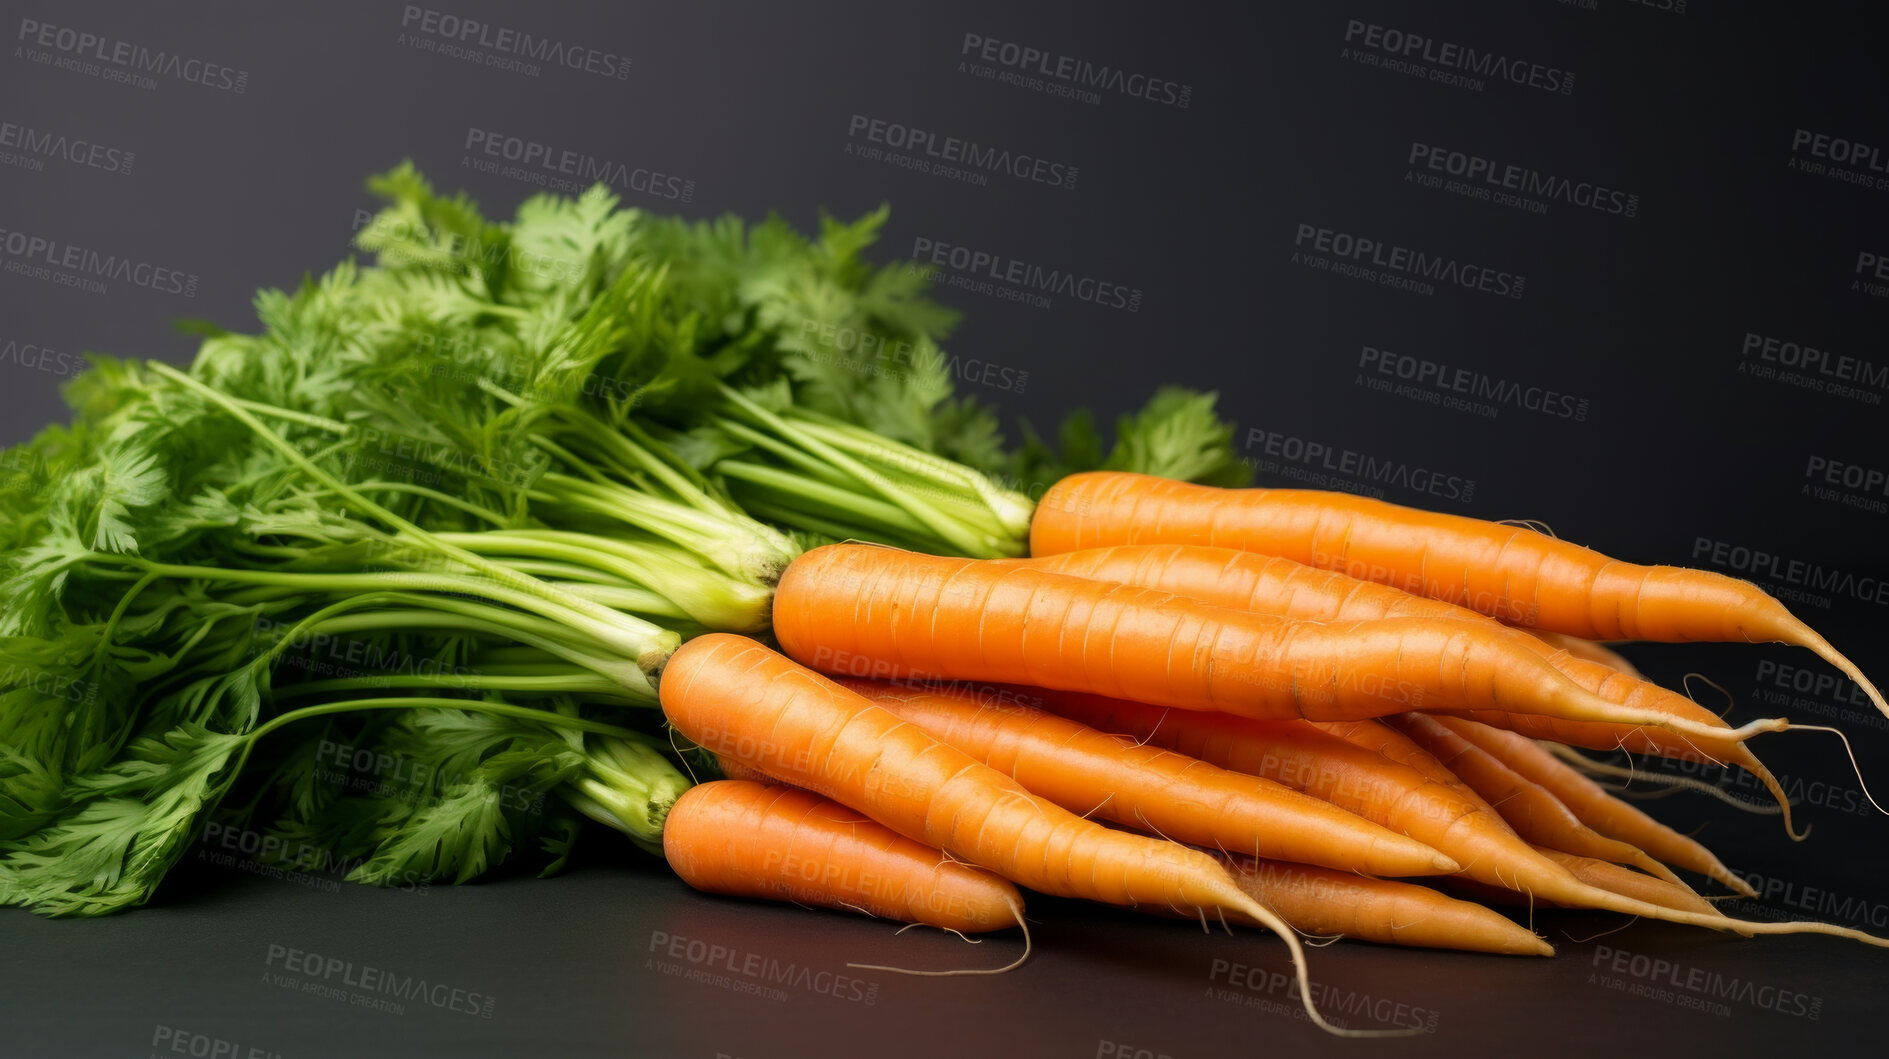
[4,837,1882,1059]
[6,2,1888,1056]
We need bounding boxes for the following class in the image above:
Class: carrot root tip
[1790,724,1889,825]
[846,895,1033,977]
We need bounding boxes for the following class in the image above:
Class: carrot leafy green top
[0,163,1244,916]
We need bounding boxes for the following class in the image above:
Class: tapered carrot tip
[1689,574,1888,722]
[1791,624,1889,722]
[1541,848,1725,921]
[1213,855,1554,957]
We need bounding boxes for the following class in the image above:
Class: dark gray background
[3,1,1885,1056]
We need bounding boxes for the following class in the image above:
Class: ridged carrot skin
[1030,471,1884,719]
[662,634,1268,913]
[1297,714,1709,905]
[1030,690,1889,945]
[661,633,1383,1034]
[663,780,1023,932]
[1539,850,1723,920]
[1018,543,1790,816]
[772,544,1773,744]
[1308,716,1741,890]
[838,677,1459,878]
[1304,716,1734,901]
[1031,691,1567,895]
[1426,716,1753,896]
[1531,632,1642,678]
[1309,718,1474,794]
[1451,847,1727,922]
[1384,713,1691,889]
[1014,544,1751,757]
[1177,854,1553,957]
[1016,546,1661,693]
[1446,706,1794,832]
[1018,545,1441,624]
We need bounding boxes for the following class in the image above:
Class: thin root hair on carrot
[1680,673,1736,718]
[666,726,702,784]
[1494,517,1559,539]
[893,922,984,944]
[1562,917,1640,945]
[1127,708,1175,750]
[1617,722,1731,770]
[1130,805,1176,843]
[1544,744,1785,815]
[1078,793,1119,821]
[1232,893,1425,1038]
[848,895,1032,977]
[1790,724,1889,819]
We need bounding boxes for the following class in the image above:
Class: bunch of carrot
[654,471,1887,1035]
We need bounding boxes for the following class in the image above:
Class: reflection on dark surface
[0,858,1876,1058]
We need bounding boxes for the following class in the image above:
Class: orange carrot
[1447,708,1794,834]
[1304,715,1708,906]
[1531,632,1642,678]
[660,634,1382,1035]
[663,780,1023,932]
[772,544,1780,745]
[1030,471,1885,719]
[1030,689,1887,945]
[1018,545,1432,623]
[1180,854,1553,957]
[1543,743,1787,816]
[1307,716,1731,898]
[839,677,1459,878]
[1384,713,1692,889]
[1017,543,1791,820]
[1449,847,1725,921]
[1427,716,1753,896]
[1308,718,1474,793]
[1033,690,1557,890]
[1536,850,1721,920]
